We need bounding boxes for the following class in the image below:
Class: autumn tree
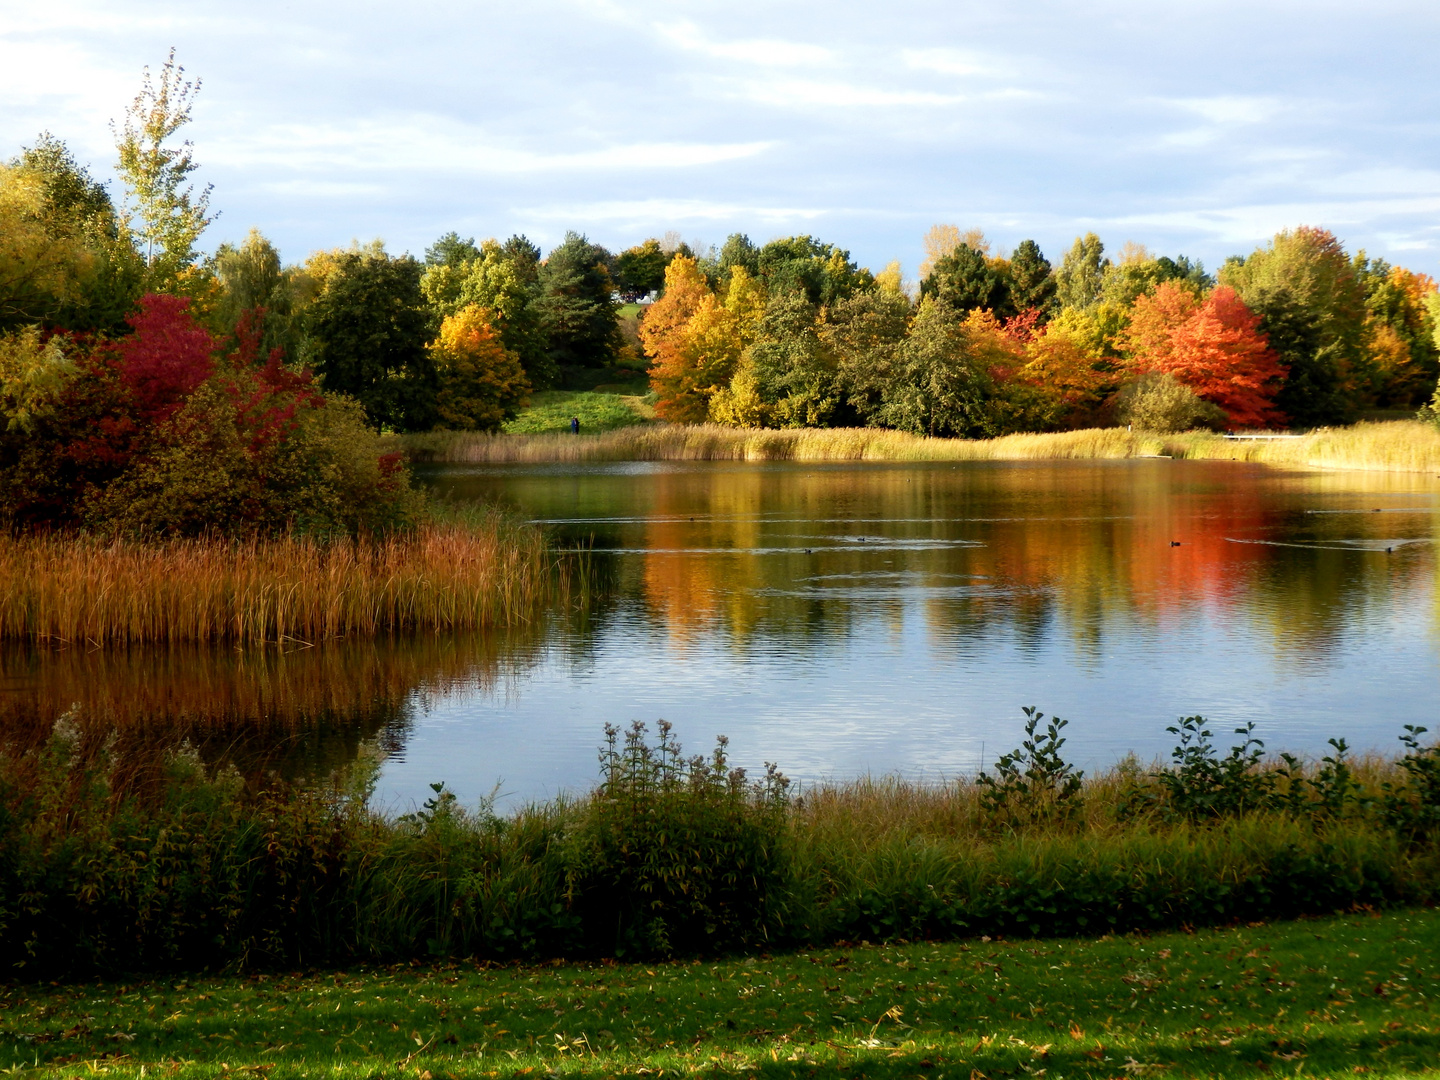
[211,228,308,358]
[420,234,552,388]
[1220,227,1365,427]
[644,257,764,422]
[641,255,712,421]
[1353,256,1439,406]
[112,50,214,288]
[754,236,869,306]
[919,225,989,280]
[427,305,530,431]
[1123,282,1286,429]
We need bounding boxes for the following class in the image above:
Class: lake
[7,458,1440,809]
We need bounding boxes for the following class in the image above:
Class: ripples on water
[7,459,1440,808]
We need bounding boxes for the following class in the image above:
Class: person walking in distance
[570,416,580,435]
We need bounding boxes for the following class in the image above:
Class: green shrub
[2,711,1439,976]
[1116,372,1227,432]
[565,721,791,957]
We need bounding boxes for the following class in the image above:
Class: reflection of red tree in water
[630,463,1433,654]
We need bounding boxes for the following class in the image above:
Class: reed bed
[403,423,1156,464]
[0,515,561,646]
[405,419,1440,474]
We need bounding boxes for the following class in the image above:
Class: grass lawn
[503,390,653,435]
[4,909,1438,1078]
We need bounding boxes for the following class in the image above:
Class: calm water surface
[8,459,1440,808]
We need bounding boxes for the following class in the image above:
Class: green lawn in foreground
[503,390,652,434]
[4,909,1438,1078]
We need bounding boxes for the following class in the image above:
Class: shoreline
[401,418,1440,474]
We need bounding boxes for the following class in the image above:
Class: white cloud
[1170,95,1282,126]
[204,119,774,175]
[520,198,830,225]
[735,78,966,108]
[657,21,834,67]
[901,47,1011,79]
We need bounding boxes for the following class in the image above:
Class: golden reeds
[0,516,561,646]
[403,419,1440,474]
[402,423,1154,464]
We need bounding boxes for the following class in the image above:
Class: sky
[3,0,1439,280]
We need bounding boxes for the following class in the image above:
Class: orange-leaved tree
[1123,282,1287,430]
[642,258,764,422]
[640,256,711,421]
[428,304,530,431]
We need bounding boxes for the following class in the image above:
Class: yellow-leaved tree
[642,259,767,423]
[427,305,530,431]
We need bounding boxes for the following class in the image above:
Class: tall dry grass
[404,423,1154,464]
[0,514,562,646]
[405,420,1440,474]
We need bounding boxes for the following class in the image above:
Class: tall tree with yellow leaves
[428,305,530,431]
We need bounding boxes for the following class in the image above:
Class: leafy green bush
[1116,372,1227,432]
[565,721,791,956]
[2,711,1439,976]
[976,707,1084,826]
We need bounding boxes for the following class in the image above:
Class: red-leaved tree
[1124,282,1288,430]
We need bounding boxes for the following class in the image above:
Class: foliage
[821,287,912,424]
[306,247,436,431]
[211,228,304,358]
[566,721,791,956]
[1115,372,1226,432]
[1055,232,1110,311]
[920,242,1010,316]
[0,325,73,433]
[1221,227,1367,427]
[535,231,621,370]
[743,290,842,428]
[753,235,870,307]
[1007,238,1057,316]
[976,707,1084,825]
[112,49,213,289]
[419,234,553,389]
[427,304,530,432]
[614,237,669,298]
[873,298,995,437]
[639,255,711,421]
[0,293,424,536]
[645,259,765,424]
[1123,282,1287,429]
[0,165,100,331]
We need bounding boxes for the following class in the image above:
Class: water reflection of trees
[469,461,1437,662]
[0,627,556,780]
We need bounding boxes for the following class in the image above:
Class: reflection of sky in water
[378,460,1440,812]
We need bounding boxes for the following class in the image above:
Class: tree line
[5,53,1440,463]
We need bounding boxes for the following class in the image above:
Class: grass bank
[403,419,1440,474]
[3,713,1438,976]
[4,908,1438,1079]
[0,511,562,646]
[500,389,655,435]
